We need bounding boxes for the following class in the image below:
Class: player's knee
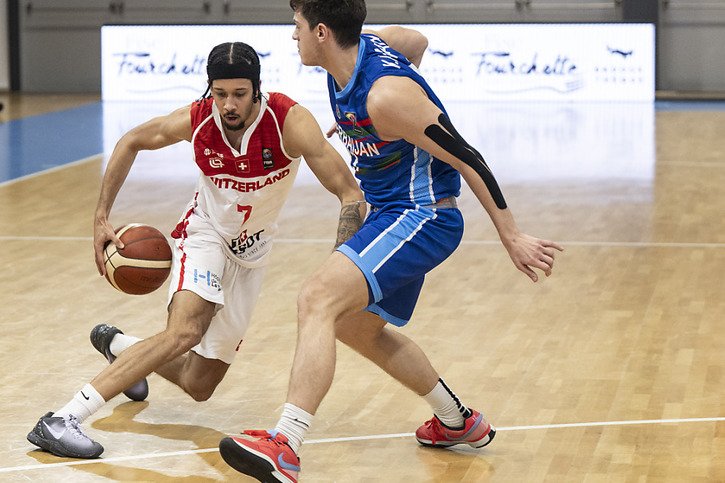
[297,276,321,310]
[188,390,213,402]
[297,276,333,321]
[178,328,204,353]
[167,295,214,349]
[184,380,217,402]
[163,326,204,355]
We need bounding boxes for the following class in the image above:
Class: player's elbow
[408,31,428,65]
[327,169,363,204]
[118,130,147,155]
[413,32,429,57]
[341,184,364,203]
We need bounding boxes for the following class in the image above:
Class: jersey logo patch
[262,148,274,169]
[209,158,224,168]
[236,159,250,173]
[345,112,365,136]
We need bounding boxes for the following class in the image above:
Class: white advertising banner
[101,23,654,103]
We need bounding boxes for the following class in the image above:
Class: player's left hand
[325,122,338,138]
[504,232,564,282]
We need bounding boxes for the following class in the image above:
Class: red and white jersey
[173,92,301,267]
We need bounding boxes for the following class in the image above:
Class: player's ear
[316,23,328,43]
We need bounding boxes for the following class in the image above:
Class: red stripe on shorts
[177,250,187,291]
[175,192,197,291]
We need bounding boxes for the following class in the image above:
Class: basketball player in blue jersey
[219,2,564,481]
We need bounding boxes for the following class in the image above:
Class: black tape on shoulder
[424,113,507,209]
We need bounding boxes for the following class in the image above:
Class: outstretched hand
[93,218,124,276]
[504,232,564,282]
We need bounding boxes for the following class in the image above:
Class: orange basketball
[103,223,172,295]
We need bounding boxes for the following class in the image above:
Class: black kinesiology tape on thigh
[424,113,507,209]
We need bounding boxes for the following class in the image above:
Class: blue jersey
[328,34,461,208]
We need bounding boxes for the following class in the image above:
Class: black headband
[207,62,260,82]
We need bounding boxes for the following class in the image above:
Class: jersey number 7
[237,204,252,226]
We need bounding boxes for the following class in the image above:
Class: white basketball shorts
[167,226,267,365]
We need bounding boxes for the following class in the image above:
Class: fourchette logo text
[473,51,578,77]
[110,49,579,80]
[113,52,206,76]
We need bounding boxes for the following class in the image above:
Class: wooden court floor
[0,95,723,482]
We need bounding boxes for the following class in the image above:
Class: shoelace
[241,429,300,467]
[243,429,273,439]
[423,416,442,431]
[422,417,444,444]
[242,430,291,450]
[65,415,89,440]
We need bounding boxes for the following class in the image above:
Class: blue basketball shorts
[337,204,464,326]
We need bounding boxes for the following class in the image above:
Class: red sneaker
[219,430,300,483]
[415,410,495,448]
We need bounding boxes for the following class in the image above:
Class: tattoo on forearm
[334,202,365,249]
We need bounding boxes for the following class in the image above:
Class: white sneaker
[27,412,104,458]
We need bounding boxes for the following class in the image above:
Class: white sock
[53,383,106,423]
[109,333,141,357]
[422,379,471,429]
[274,403,313,454]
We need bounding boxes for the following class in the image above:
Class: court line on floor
[658,160,725,168]
[4,416,723,474]
[1,236,723,249]
[273,239,725,249]
[0,153,103,188]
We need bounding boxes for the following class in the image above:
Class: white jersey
[172,93,301,267]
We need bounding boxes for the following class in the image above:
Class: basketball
[103,223,172,295]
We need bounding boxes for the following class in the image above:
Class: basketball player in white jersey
[27,41,371,459]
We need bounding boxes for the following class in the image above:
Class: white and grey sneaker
[27,412,104,458]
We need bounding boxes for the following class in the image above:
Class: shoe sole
[27,431,102,459]
[105,353,149,402]
[219,437,294,483]
[417,425,496,449]
[122,382,149,402]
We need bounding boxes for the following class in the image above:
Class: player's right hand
[503,232,563,283]
[93,217,124,276]
[326,122,338,138]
